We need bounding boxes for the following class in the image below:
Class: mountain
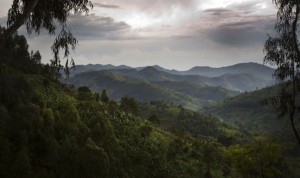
[174,62,275,81]
[65,70,211,110]
[136,63,275,81]
[153,80,240,100]
[61,64,132,77]
[108,66,271,91]
[200,85,300,141]
[65,63,274,91]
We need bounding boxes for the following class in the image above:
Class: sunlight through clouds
[0,0,277,69]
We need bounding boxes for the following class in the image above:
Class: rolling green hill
[65,70,212,110]
[137,102,251,145]
[65,69,245,110]
[182,62,275,81]
[137,63,275,81]
[108,66,272,91]
[71,63,274,92]
[201,85,300,142]
[153,80,240,100]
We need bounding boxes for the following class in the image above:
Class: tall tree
[0,0,93,75]
[100,89,109,103]
[264,0,300,145]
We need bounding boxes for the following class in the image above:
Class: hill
[61,64,132,78]
[200,85,300,142]
[65,69,249,110]
[134,62,274,81]
[153,80,240,100]
[69,63,274,91]
[65,70,211,110]
[107,66,271,91]
[183,62,275,81]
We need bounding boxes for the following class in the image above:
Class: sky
[0,0,277,70]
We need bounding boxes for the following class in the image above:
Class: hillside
[70,63,274,91]
[182,62,275,81]
[153,80,240,100]
[137,102,251,144]
[60,64,132,78]
[65,70,211,110]
[137,63,274,81]
[201,85,300,142]
[106,66,271,91]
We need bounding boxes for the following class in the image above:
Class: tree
[0,0,93,76]
[120,96,138,114]
[77,86,94,101]
[148,114,160,125]
[225,140,287,178]
[100,89,110,103]
[30,50,41,65]
[264,0,300,146]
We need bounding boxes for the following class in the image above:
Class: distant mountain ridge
[105,66,272,91]
[64,62,275,110]
[68,62,274,81]
[65,70,217,110]
[136,62,275,81]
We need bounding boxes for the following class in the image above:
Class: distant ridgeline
[64,63,274,110]
[1,33,299,178]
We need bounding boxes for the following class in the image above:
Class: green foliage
[120,96,139,114]
[225,139,288,178]
[101,89,110,103]
[77,86,94,101]
[201,85,300,143]
[148,114,160,125]
[264,0,300,146]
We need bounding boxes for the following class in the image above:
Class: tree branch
[5,0,40,38]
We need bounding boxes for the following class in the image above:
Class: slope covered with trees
[0,32,295,178]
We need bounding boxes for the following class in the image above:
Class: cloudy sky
[0,0,277,70]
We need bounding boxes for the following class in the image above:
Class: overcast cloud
[0,0,277,70]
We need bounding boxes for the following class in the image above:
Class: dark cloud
[93,3,120,9]
[206,17,275,46]
[68,13,131,40]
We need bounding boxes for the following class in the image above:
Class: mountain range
[64,62,275,110]
[67,62,274,80]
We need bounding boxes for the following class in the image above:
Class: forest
[0,30,299,178]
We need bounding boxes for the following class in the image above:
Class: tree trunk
[0,34,5,51]
[290,113,300,146]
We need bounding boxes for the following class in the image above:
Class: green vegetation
[65,70,211,110]
[201,86,300,141]
[0,32,296,178]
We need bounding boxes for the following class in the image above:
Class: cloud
[205,16,275,47]
[68,13,132,40]
[0,0,278,69]
[93,3,120,9]
[19,13,133,40]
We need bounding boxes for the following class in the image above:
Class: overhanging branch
[5,0,40,38]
